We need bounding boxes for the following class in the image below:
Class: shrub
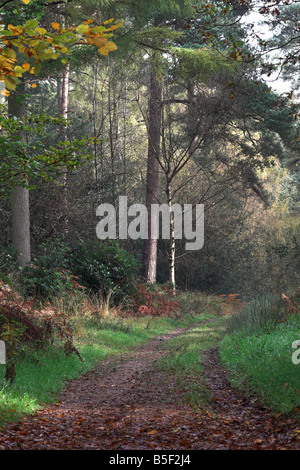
[16,238,140,305]
[0,281,82,383]
[19,264,77,299]
[68,239,140,304]
[128,282,180,317]
[17,239,76,299]
[0,315,26,384]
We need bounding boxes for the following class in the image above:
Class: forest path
[0,320,300,450]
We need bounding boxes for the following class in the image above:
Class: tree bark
[166,180,176,290]
[9,83,31,266]
[142,56,162,283]
[60,63,70,236]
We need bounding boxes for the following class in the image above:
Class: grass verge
[220,294,300,420]
[153,317,227,412]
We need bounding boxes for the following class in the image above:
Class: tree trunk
[60,63,70,236]
[166,180,176,290]
[9,84,31,266]
[142,55,162,283]
[92,61,99,185]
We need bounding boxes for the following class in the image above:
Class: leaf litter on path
[0,324,299,450]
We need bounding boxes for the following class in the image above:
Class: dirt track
[0,323,300,450]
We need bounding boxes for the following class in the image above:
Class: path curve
[0,324,299,450]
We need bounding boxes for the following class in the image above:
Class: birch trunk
[166,181,176,290]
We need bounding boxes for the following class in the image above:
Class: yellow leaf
[76,24,90,34]
[3,47,16,59]
[98,41,118,56]
[35,27,47,36]
[0,89,10,97]
[22,62,30,71]
[30,83,37,88]
[22,0,31,4]
[92,37,107,48]
[4,75,16,91]
[98,47,109,56]
[51,22,60,30]
[103,18,115,25]
[107,24,121,32]
[14,65,26,76]
[7,25,23,35]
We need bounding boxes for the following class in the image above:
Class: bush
[16,238,140,305]
[68,239,140,304]
[0,281,83,384]
[17,239,75,299]
[127,282,180,317]
[19,264,77,299]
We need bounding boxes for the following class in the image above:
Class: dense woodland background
[0,0,300,302]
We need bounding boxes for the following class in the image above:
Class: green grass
[220,312,300,419]
[0,307,214,427]
[225,294,288,336]
[154,317,227,412]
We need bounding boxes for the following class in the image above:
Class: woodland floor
[0,323,300,451]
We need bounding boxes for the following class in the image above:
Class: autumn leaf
[35,27,47,36]
[7,25,23,35]
[98,42,118,56]
[21,0,31,4]
[76,24,90,34]
[14,65,26,76]
[0,89,10,96]
[92,37,107,48]
[0,16,122,94]
[4,76,17,91]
